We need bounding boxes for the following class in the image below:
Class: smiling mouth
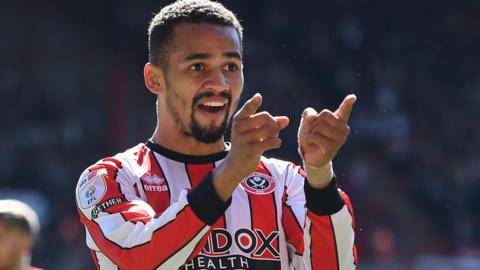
[198,100,228,113]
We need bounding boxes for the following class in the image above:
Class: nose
[204,68,228,92]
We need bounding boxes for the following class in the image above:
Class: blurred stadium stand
[1,0,479,269]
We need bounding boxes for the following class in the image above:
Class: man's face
[0,222,30,270]
[160,22,244,143]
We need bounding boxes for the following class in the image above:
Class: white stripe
[331,205,356,270]
[153,152,192,205]
[156,226,211,270]
[224,184,253,255]
[132,176,148,201]
[85,228,99,250]
[97,191,189,248]
[264,162,287,267]
[96,251,118,270]
[292,254,305,270]
[278,226,290,270]
[113,154,149,201]
[267,159,306,228]
[303,217,313,270]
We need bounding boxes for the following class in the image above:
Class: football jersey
[75,141,357,270]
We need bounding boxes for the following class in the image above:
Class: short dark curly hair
[148,0,243,69]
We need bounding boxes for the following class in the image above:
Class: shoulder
[75,143,146,198]
[80,143,146,176]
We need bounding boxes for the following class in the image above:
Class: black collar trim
[145,140,229,164]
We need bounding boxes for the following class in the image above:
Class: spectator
[0,200,42,270]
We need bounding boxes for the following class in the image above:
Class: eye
[225,63,239,72]
[190,63,204,71]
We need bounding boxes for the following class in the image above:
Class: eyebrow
[183,51,242,62]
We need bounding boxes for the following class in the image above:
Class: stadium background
[1,0,479,269]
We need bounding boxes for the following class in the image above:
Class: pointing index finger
[335,94,357,123]
[235,93,263,120]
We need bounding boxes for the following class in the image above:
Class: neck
[151,125,227,156]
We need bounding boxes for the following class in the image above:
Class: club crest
[241,172,276,195]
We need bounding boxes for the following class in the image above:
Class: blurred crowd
[1,0,479,269]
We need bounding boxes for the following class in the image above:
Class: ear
[144,63,166,94]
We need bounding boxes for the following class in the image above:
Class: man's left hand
[298,94,357,187]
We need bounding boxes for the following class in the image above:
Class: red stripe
[185,163,215,188]
[90,250,100,270]
[184,163,229,257]
[246,162,280,259]
[308,214,339,270]
[79,205,206,269]
[85,163,126,213]
[119,209,152,225]
[135,144,148,166]
[281,188,304,255]
[97,174,124,203]
[142,149,170,213]
[102,157,123,169]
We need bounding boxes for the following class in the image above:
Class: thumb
[301,107,318,125]
[234,93,263,120]
[299,107,318,134]
[298,107,317,157]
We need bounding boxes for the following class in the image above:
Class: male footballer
[75,0,357,269]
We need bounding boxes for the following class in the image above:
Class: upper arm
[75,158,213,270]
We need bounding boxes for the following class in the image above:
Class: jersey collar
[145,140,230,164]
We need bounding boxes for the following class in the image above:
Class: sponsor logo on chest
[185,255,250,270]
[202,228,280,258]
[185,228,281,269]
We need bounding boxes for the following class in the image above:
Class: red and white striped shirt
[75,141,357,269]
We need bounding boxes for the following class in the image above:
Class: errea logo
[141,172,164,184]
[241,172,276,195]
[141,172,168,192]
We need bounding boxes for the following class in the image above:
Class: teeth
[202,101,227,107]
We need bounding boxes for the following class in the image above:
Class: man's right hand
[212,93,289,201]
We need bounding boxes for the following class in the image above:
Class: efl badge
[78,168,107,190]
[78,173,107,209]
[241,172,276,195]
